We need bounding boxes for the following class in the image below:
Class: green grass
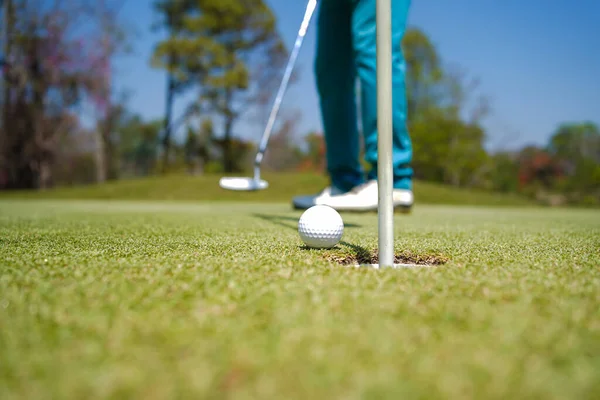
[0,172,535,206]
[1,198,598,399]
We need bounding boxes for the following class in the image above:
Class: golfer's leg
[315,0,364,192]
[352,0,413,190]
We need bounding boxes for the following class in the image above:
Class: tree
[95,100,128,182]
[401,28,490,187]
[0,0,128,189]
[548,122,599,164]
[262,110,303,171]
[211,137,255,173]
[517,146,563,191]
[405,73,490,187]
[184,123,210,175]
[151,0,289,172]
[88,1,131,183]
[52,123,97,186]
[197,118,214,171]
[488,152,520,193]
[297,131,326,173]
[402,28,444,124]
[546,122,600,201]
[118,115,161,177]
[151,0,196,171]
[439,67,490,187]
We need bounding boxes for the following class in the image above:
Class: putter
[219,0,318,191]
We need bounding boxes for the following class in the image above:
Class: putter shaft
[254,0,318,176]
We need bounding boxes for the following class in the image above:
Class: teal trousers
[315,0,412,191]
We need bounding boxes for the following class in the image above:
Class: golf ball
[298,205,344,249]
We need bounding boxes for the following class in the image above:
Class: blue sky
[114,0,600,152]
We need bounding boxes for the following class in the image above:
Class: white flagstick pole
[376,0,394,268]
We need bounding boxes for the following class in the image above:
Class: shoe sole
[394,205,413,214]
[292,203,413,214]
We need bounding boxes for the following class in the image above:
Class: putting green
[1,200,598,399]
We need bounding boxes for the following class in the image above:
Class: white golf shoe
[292,185,347,210]
[292,180,413,212]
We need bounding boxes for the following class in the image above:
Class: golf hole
[324,249,448,268]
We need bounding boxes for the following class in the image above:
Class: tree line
[0,0,597,206]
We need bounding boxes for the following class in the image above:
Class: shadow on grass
[254,213,448,266]
[252,213,362,230]
[297,241,369,254]
[339,240,371,260]
[297,241,372,264]
[253,213,374,263]
[253,213,447,266]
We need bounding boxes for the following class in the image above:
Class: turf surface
[1,200,599,399]
[0,172,535,206]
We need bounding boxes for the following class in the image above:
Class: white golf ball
[298,205,344,249]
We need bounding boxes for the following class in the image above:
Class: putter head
[219,177,269,191]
